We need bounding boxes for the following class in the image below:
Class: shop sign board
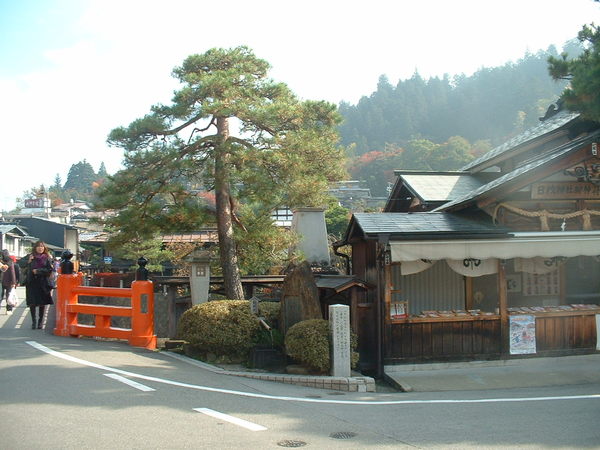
[24,198,46,208]
[531,182,600,199]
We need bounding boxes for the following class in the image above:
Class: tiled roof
[436,130,600,212]
[400,173,484,202]
[79,231,219,244]
[461,110,580,172]
[161,231,218,243]
[314,275,372,291]
[352,212,511,238]
[0,224,27,235]
[79,231,111,242]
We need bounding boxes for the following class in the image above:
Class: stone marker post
[329,304,351,377]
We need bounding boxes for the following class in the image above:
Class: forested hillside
[338,42,583,197]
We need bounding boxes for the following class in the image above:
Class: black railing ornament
[136,257,149,281]
[60,250,75,274]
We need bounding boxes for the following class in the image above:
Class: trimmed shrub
[284,319,359,374]
[177,300,260,357]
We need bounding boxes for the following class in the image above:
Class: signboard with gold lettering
[531,182,600,200]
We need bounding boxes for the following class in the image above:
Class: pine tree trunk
[215,116,245,299]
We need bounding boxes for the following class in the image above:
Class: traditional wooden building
[340,103,600,376]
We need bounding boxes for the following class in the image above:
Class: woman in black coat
[1,249,20,314]
[19,241,54,329]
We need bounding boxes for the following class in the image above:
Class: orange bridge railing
[53,271,156,350]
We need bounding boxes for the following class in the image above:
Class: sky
[1,0,599,212]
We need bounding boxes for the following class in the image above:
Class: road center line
[104,373,155,391]
[27,341,600,406]
[194,408,267,431]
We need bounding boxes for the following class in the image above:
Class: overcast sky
[1,0,599,212]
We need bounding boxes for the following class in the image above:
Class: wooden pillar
[375,242,389,378]
[384,263,392,324]
[465,276,473,310]
[498,260,509,354]
[559,261,567,304]
[350,287,358,332]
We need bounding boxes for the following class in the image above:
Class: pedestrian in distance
[18,241,54,329]
[1,250,19,314]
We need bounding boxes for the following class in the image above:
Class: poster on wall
[596,315,600,351]
[390,301,408,319]
[523,271,560,296]
[509,315,537,355]
[506,274,522,293]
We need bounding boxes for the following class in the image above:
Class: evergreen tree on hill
[548,23,600,122]
[63,160,97,196]
[98,162,108,178]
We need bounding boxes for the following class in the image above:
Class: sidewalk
[162,345,600,394]
[161,349,377,393]
[384,353,600,392]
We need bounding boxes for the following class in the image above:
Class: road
[1,303,599,449]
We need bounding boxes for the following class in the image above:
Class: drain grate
[305,395,322,399]
[330,431,357,440]
[277,440,307,447]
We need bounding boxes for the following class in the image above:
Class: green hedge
[284,319,359,373]
[177,300,260,357]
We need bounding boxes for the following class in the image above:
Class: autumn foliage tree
[97,46,345,299]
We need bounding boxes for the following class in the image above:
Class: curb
[161,350,376,392]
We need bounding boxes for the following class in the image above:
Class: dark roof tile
[461,110,579,172]
[353,212,511,238]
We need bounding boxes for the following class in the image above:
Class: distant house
[9,216,79,257]
[0,224,31,258]
[79,229,219,271]
[51,200,93,225]
[329,180,387,211]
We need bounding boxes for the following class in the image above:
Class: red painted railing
[54,272,156,350]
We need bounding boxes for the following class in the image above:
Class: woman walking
[1,250,20,314]
[19,241,54,329]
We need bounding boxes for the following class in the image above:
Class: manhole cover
[277,440,307,447]
[330,431,357,440]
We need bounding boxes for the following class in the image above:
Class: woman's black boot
[30,306,37,329]
[37,306,45,329]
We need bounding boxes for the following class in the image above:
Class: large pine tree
[98,46,345,299]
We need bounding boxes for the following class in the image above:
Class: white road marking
[104,373,155,391]
[26,341,600,406]
[16,307,28,328]
[194,408,267,431]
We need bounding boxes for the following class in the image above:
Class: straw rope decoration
[492,203,600,231]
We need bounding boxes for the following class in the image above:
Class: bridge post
[54,272,83,337]
[129,280,156,349]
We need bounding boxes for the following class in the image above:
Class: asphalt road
[1,302,599,449]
